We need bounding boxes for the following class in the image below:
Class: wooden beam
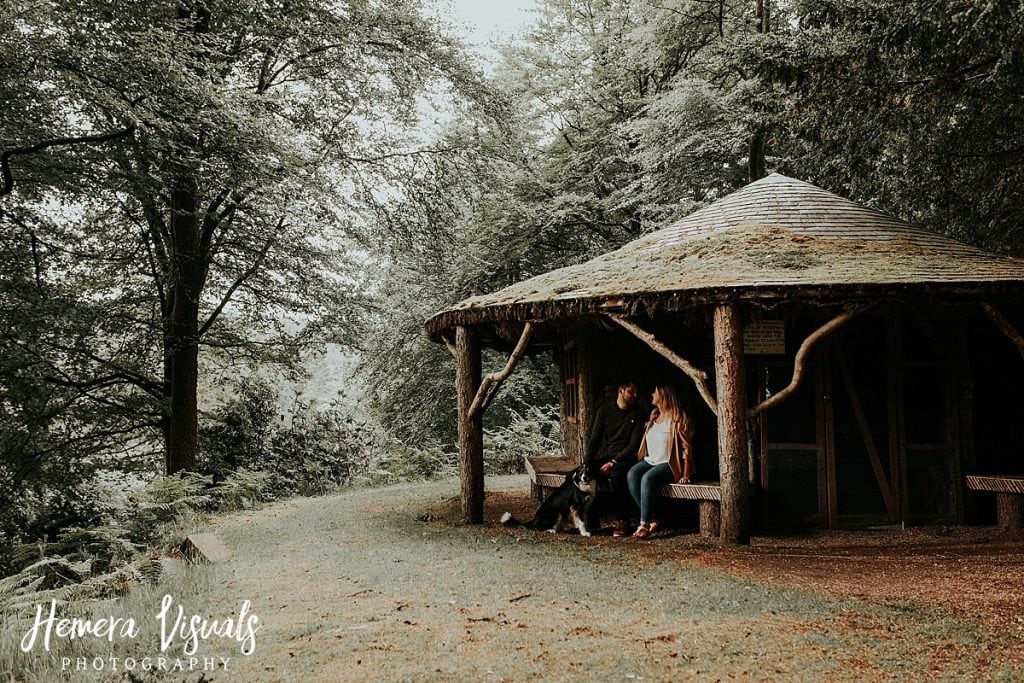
[885,315,907,523]
[814,349,830,524]
[575,324,598,464]
[467,322,534,420]
[440,333,457,357]
[605,313,718,415]
[981,302,1024,360]
[833,340,899,523]
[699,501,721,538]
[822,344,838,529]
[953,321,975,523]
[456,326,484,523]
[714,304,751,544]
[749,311,858,417]
[997,494,1024,531]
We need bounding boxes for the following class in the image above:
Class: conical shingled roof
[426,174,1024,338]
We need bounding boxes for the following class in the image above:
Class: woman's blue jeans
[627,460,674,524]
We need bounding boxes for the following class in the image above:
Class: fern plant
[124,473,214,547]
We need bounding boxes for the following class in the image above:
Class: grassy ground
[4,475,1023,681]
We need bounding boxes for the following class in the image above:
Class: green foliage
[199,378,364,497]
[484,404,561,475]
[754,0,1024,251]
[362,0,756,448]
[13,527,137,579]
[362,442,458,484]
[1,0,494,478]
[123,472,214,548]
[0,462,114,579]
[366,0,1024,460]
[210,468,277,511]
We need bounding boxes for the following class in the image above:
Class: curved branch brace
[440,333,457,357]
[749,310,859,417]
[467,322,534,419]
[981,303,1024,360]
[606,314,718,416]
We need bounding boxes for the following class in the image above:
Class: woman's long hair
[654,383,681,421]
[652,383,694,442]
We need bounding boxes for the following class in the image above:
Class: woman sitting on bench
[627,383,694,539]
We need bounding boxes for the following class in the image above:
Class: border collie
[501,465,598,536]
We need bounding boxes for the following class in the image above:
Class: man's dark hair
[604,380,637,400]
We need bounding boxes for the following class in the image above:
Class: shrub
[0,463,114,578]
[198,378,364,499]
[484,404,561,475]
[123,472,213,549]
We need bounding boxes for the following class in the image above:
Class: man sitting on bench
[586,380,646,537]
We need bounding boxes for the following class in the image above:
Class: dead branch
[981,302,1024,360]
[606,313,718,416]
[467,322,534,419]
[197,215,284,337]
[749,310,859,417]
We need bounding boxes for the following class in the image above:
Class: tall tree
[1,0,486,473]
[363,0,759,445]
[750,0,1024,249]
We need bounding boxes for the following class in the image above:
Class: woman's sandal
[648,520,661,533]
[633,523,651,539]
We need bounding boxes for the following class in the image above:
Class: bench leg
[997,493,1024,531]
[699,501,720,538]
[531,482,546,503]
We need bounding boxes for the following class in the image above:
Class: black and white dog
[501,465,598,536]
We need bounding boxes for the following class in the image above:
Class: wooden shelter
[426,174,1024,544]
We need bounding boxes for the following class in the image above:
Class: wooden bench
[966,474,1024,531]
[524,454,722,537]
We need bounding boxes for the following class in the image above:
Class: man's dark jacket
[585,401,645,466]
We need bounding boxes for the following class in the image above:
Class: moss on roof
[427,174,1024,339]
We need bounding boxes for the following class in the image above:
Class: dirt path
[197,475,1024,681]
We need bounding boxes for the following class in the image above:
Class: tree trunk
[714,303,751,544]
[747,130,765,183]
[747,0,770,183]
[165,173,205,475]
[456,326,484,523]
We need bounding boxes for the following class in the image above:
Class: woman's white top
[644,419,672,466]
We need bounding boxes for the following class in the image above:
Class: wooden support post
[575,323,598,464]
[714,304,751,544]
[699,501,721,538]
[456,326,484,523]
[953,321,975,523]
[885,315,908,523]
[997,494,1024,531]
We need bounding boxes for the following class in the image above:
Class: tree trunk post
[997,494,1024,532]
[456,326,484,523]
[714,303,751,544]
[575,322,598,464]
[165,173,204,475]
[699,501,721,538]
